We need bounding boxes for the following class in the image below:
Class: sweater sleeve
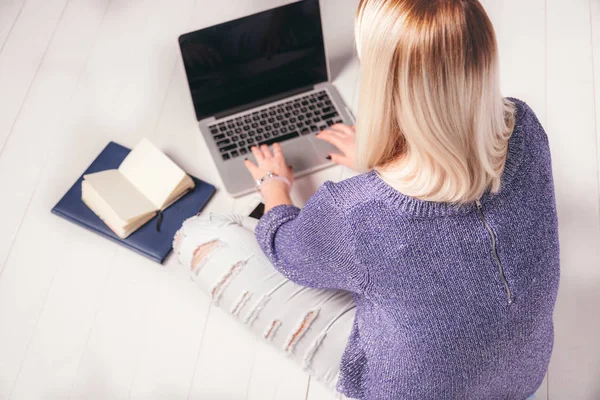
[255,182,366,293]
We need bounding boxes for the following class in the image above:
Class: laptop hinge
[213,85,316,120]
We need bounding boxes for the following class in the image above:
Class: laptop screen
[179,0,328,121]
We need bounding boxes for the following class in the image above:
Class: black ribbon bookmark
[155,186,195,232]
[156,210,164,232]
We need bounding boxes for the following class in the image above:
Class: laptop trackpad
[281,140,322,173]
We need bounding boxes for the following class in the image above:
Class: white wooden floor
[0,0,598,399]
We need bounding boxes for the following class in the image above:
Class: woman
[173,0,560,398]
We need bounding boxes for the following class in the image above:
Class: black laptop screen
[179,0,328,121]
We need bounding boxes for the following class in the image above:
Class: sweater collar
[366,98,526,218]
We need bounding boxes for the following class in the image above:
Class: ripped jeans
[173,213,356,398]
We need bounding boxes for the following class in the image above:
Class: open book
[81,138,195,239]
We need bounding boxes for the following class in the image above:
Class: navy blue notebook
[52,142,216,263]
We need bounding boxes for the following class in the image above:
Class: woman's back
[254,98,559,399]
[323,99,559,398]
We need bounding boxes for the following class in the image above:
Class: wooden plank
[480,0,547,122]
[0,0,25,51]
[123,267,212,400]
[305,377,341,400]
[0,0,68,154]
[0,0,111,398]
[186,307,257,399]
[245,340,308,400]
[536,374,549,400]
[546,0,600,399]
[68,254,167,400]
[593,0,600,208]
[322,0,360,109]
[0,0,201,398]
[0,0,112,272]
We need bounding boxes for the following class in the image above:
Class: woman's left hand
[244,143,294,191]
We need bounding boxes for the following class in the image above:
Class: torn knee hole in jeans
[230,290,252,316]
[243,295,271,326]
[285,308,320,354]
[264,319,282,341]
[191,240,224,274]
[173,230,185,253]
[211,259,249,305]
[302,332,327,371]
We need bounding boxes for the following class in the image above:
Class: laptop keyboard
[208,90,343,161]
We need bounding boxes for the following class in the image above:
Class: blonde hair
[354,0,515,204]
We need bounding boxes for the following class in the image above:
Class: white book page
[83,170,157,222]
[118,138,186,209]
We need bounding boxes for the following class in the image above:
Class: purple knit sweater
[255,99,560,400]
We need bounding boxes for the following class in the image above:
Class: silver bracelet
[255,172,292,191]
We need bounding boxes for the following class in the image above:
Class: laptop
[178,0,355,197]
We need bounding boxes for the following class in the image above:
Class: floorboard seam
[0,0,27,54]
[0,0,70,158]
[589,0,600,230]
[185,303,213,400]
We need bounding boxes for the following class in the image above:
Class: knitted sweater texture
[255,99,560,400]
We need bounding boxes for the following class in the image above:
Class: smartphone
[248,202,265,219]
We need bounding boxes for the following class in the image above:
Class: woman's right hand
[316,124,359,171]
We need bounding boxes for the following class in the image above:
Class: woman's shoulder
[506,97,550,156]
[501,97,552,191]
[320,172,382,211]
[507,97,546,135]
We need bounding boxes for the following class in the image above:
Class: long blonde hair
[354,0,515,204]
